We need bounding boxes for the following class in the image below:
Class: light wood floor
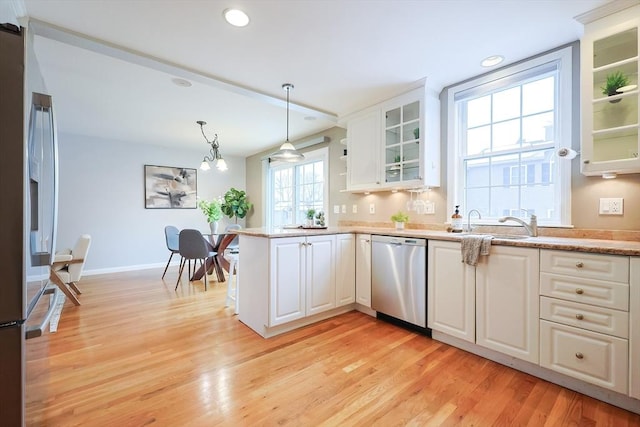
[26,267,640,426]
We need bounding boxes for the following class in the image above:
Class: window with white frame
[267,147,328,228]
[447,45,574,226]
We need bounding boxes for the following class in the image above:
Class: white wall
[57,132,246,273]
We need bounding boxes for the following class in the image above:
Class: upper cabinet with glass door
[580,5,640,176]
[381,87,440,188]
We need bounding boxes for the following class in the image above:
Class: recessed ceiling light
[171,78,192,87]
[481,55,504,67]
[224,9,250,27]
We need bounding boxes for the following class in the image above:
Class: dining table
[190,232,236,282]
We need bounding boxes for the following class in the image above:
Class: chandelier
[197,120,228,171]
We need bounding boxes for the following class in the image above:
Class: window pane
[523,76,554,115]
[492,119,521,151]
[466,125,490,155]
[467,95,491,128]
[522,112,554,145]
[466,187,490,216]
[493,87,520,122]
[522,184,554,220]
[490,185,519,217]
[465,158,490,188]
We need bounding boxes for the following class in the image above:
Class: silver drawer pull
[576,262,584,268]
[575,314,584,320]
[575,288,584,295]
[576,352,584,359]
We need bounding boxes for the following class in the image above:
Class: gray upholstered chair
[49,234,92,306]
[175,229,217,291]
[162,225,181,279]
[224,224,241,252]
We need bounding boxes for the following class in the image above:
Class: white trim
[446,45,573,226]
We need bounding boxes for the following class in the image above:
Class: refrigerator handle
[25,287,62,339]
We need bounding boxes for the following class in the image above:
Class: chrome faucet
[498,209,538,237]
[466,209,481,232]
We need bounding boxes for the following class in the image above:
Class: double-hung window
[447,45,574,226]
[267,147,328,228]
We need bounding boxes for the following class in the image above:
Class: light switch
[369,203,375,214]
[424,201,435,215]
[333,205,340,214]
[352,204,358,213]
[341,204,347,214]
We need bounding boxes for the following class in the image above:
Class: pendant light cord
[285,85,290,142]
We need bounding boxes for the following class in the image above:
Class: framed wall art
[144,165,197,209]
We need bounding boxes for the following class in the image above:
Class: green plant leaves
[221,187,253,221]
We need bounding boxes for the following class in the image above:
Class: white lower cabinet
[269,235,336,326]
[335,234,356,307]
[427,240,475,342]
[476,246,540,363]
[539,250,631,394]
[428,241,539,363]
[355,234,372,308]
[630,257,640,400]
[540,320,628,393]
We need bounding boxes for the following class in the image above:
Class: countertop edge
[234,227,640,256]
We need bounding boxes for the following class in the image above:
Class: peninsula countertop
[234,226,640,257]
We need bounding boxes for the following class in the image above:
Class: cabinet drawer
[540,250,629,283]
[540,273,628,311]
[540,296,628,339]
[540,320,628,394]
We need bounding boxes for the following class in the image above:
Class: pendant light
[270,83,305,162]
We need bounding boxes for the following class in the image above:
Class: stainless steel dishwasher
[371,235,427,329]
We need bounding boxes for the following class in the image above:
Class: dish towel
[461,234,493,266]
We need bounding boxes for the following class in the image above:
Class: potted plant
[601,71,629,103]
[315,211,325,227]
[305,209,316,226]
[198,198,222,234]
[390,211,409,230]
[221,188,253,223]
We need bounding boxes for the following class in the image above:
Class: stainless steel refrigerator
[0,23,60,426]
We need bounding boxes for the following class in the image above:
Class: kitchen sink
[489,234,530,240]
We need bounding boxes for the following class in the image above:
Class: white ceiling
[20,0,610,157]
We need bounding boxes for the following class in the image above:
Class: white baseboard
[83,261,180,276]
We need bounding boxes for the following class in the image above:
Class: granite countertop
[234,226,640,256]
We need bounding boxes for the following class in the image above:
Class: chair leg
[162,252,174,279]
[175,258,186,290]
[69,281,82,295]
[203,258,208,291]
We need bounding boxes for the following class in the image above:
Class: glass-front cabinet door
[581,6,640,176]
[384,100,421,183]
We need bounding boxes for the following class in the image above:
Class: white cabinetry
[539,250,630,394]
[346,107,381,190]
[580,5,640,176]
[269,235,336,326]
[630,257,640,399]
[428,241,539,363]
[476,246,540,363]
[355,234,372,308]
[335,234,355,307]
[345,85,440,191]
[427,240,475,342]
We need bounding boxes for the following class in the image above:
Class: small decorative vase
[209,221,219,235]
[608,91,622,103]
[306,219,314,227]
[395,221,405,230]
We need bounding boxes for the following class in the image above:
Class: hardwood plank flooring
[25,268,640,426]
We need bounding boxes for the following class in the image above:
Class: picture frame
[144,165,197,209]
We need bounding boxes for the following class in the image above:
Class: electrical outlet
[341,204,347,214]
[333,205,340,214]
[424,201,435,215]
[369,203,375,214]
[599,198,623,215]
[352,204,358,213]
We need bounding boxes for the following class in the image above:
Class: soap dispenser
[451,205,463,233]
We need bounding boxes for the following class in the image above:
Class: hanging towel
[461,234,493,266]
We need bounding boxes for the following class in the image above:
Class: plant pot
[306,219,314,227]
[608,91,623,103]
[395,221,405,230]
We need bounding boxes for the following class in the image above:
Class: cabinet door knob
[576,262,584,268]
[575,288,584,295]
[576,314,584,320]
[575,352,584,359]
